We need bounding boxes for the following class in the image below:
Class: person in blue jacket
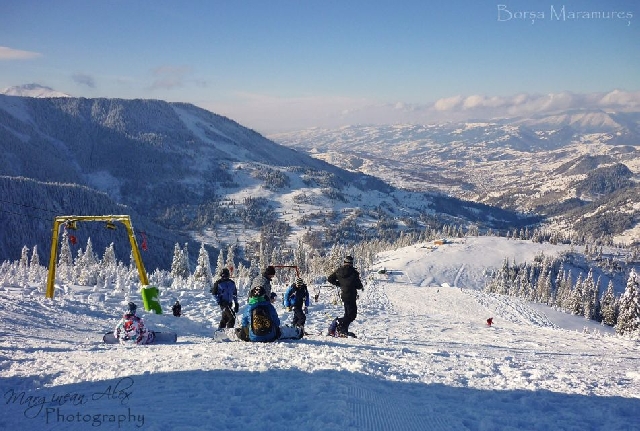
[283,277,310,334]
[237,285,281,342]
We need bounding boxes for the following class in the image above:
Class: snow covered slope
[1,239,639,431]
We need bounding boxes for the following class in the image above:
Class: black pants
[292,307,306,327]
[337,299,357,333]
[219,306,236,328]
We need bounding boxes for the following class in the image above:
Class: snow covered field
[2,238,639,431]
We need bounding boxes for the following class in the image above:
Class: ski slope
[1,239,639,431]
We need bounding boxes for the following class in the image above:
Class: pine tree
[28,245,41,284]
[215,249,225,278]
[225,243,236,275]
[19,245,29,283]
[193,243,213,291]
[583,269,597,320]
[58,230,74,284]
[570,273,584,316]
[615,270,640,337]
[170,243,189,280]
[600,280,617,326]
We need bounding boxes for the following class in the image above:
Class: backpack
[251,305,273,336]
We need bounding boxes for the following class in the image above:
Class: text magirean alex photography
[497,4,634,24]
[3,377,145,428]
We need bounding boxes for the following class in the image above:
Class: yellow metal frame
[45,215,149,298]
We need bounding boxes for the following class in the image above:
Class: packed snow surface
[1,238,639,431]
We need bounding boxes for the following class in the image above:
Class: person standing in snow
[283,277,310,334]
[211,268,239,329]
[327,255,364,336]
[236,285,281,342]
[114,302,155,345]
[249,265,276,301]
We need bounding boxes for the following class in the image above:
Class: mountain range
[1,87,638,271]
[270,110,640,245]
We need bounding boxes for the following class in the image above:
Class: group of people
[113,255,364,344]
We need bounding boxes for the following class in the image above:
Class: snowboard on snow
[327,331,357,338]
[212,325,303,342]
[103,331,178,344]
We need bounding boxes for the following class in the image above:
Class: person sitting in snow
[236,286,281,342]
[114,302,155,345]
[211,268,239,329]
[327,255,364,337]
[283,277,309,335]
[171,300,182,317]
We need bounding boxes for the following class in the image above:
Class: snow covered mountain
[1,237,638,431]
[0,95,527,270]
[270,111,640,244]
[0,83,71,98]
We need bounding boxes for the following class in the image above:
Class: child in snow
[172,300,182,317]
[236,286,281,342]
[283,277,309,334]
[114,302,155,345]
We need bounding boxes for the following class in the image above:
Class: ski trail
[453,264,465,288]
[463,289,557,328]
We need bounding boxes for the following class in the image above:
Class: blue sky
[1,0,639,132]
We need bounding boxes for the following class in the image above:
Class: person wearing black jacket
[327,255,364,336]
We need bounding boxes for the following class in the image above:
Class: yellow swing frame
[45,215,149,299]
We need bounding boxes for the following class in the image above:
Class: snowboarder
[327,255,364,337]
[114,302,155,345]
[283,277,310,334]
[211,268,239,329]
[236,285,281,342]
[172,300,182,317]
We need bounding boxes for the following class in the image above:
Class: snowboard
[327,331,357,338]
[213,326,303,342]
[103,331,178,344]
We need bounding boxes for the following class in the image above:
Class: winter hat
[220,267,230,277]
[127,302,137,314]
[344,255,354,265]
[250,286,266,298]
[295,278,305,288]
[265,265,276,276]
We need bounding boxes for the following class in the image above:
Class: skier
[283,277,309,334]
[114,302,155,345]
[327,255,364,337]
[248,265,276,300]
[236,286,281,342]
[211,268,239,329]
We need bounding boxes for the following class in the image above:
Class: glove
[303,307,308,314]
[234,302,239,313]
[287,306,292,312]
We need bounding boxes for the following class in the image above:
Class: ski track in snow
[2,240,640,431]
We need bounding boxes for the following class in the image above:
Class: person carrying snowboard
[283,277,310,335]
[236,285,281,342]
[211,268,239,329]
[327,255,364,337]
[114,302,155,345]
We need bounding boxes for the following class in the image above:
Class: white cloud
[72,73,96,88]
[150,66,192,90]
[0,46,41,60]
[198,90,640,133]
[434,95,463,111]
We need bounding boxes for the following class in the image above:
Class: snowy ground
[1,238,639,431]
